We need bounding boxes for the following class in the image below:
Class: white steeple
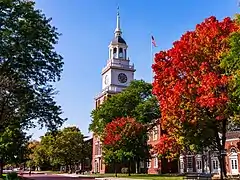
[114,7,122,37]
[97,6,135,94]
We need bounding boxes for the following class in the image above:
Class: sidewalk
[56,174,144,180]
[95,178,144,180]
[56,173,92,178]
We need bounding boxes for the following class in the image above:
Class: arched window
[119,48,123,58]
[124,49,127,59]
[230,148,237,154]
[113,48,117,58]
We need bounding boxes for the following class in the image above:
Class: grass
[0,174,6,180]
[87,173,184,180]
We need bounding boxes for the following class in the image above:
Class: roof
[226,131,240,140]
[111,36,126,45]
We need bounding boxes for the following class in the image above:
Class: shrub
[121,167,128,174]
[6,172,18,180]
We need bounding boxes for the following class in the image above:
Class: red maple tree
[102,117,144,148]
[152,16,239,176]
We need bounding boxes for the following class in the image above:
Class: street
[22,174,95,180]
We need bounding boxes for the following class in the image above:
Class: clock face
[118,73,127,83]
[104,75,109,85]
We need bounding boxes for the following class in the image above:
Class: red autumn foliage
[152,16,239,157]
[154,134,181,159]
[102,117,144,148]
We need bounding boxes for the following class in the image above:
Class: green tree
[0,0,66,174]
[26,140,41,169]
[52,127,84,172]
[37,127,85,172]
[89,80,160,135]
[0,124,29,176]
[103,148,131,177]
[0,0,66,131]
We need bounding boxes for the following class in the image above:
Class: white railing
[95,85,123,99]
[102,62,134,73]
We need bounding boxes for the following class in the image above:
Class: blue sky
[30,0,239,140]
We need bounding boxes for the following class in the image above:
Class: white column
[116,47,119,58]
[109,48,112,59]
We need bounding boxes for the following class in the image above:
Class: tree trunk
[82,159,85,174]
[144,159,147,174]
[135,160,139,174]
[201,150,205,173]
[128,161,131,176]
[0,159,3,178]
[216,119,227,180]
[218,155,226,180]
[114,161,117,177]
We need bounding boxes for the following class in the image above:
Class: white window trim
[154,156,158,168]
[140,161,144,168]
[147,159,152,168]
[186,155,193,172]
[147,131,151,141]
[153,126,158,141]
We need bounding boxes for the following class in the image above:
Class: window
[147,131,151,141]
[231,148,237,153]
[147,159,151,168]
[104,96,107,101]
[153,126,158,140]
[85,158,90,167]
[99,145,102,155]
[119,48,123,58]
[196,160,202,170]
[231,159,238,170]
[100,159,103,170]
[180,161,184,169]
[113,48,117,58]
[154,157,158,168]
[212,160,219,170]
[95,145,98,155]
[187,156,193,169]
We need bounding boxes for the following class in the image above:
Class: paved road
[22,174,95,180]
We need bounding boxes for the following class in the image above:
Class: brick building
[146,123,178,174]
[90,8,240,177]
[91,8,135,174]
[178,131,240,176]
[147,124,240,176]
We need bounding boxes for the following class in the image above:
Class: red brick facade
[147,126,240,176]
[225,131,240,175]
[146,123,178,174]
[92,93,113,174]
[178,131,240,176]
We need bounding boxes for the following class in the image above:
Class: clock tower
[95,8,135,108]
[92,8,135,174]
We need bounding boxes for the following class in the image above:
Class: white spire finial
[115,6,122,37]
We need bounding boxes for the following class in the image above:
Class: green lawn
[89,174,184,180]
[0,174,6,180]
